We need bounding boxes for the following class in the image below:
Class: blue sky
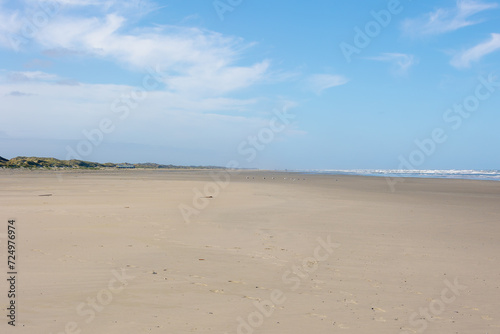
[1,0,499,169]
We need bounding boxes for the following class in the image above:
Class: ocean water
[297,170,500,181]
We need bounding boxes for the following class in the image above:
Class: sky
[0,0,499,170]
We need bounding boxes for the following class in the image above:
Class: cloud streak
[306,74,348,95]
[7,71,60,82]
[0,75,299,161]
[37,15,270,95]
[368,53,417,75]
[5,91,36,97]
[402,0,498,36]
[0,2,271,98]
[451,33,500,68]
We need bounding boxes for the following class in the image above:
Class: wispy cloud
[32,13,268,96]
[402,0,498,36]
[23,59,53,69]
[56,79,81,86]
[40,0,163,17]
[4,70,82,87]
[0,1,271,98]
[368,53,417,75]
[7,71,60,82]
[0,9,24,49]
[0,75,299,155]
[0,0,300,157]
[451,33,500,68]
[5,91,36,97]
[306,74,348,95]
[42,48,86,58]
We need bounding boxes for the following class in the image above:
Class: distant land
[0,156,224,170]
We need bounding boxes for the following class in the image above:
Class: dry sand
[1,169,499,333]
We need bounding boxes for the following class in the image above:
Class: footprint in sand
[189,274,205,279]
[308,313,327,319]
[243,296,260,300]
[193,283,208,287]
[366,279,382,288]
[209,289,224,294]
[462,306,480,312]
[32,248,49,255]
[334,323,349,329]
[372,307,386,312]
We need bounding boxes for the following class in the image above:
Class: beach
[1,169,499,333]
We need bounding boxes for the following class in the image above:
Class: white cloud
[450,33,500,68]
[31,13,269,96]
[402,0,498,36]
[7,70,60,82]
[306,74,348,95]
[0,0,301,163]
[0,10,24,49]
[164,61,270,95]
[5,90,36,97]
[2,70,82,86]
[0,76,299,158]
[24,0,161,15]
[368,53,417,75]
[23,58,53,68]
[0,2,270,97]
[54,0,114,6]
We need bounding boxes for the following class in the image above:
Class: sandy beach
[1,169,499,334]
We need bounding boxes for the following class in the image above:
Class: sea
[295,170,500,181]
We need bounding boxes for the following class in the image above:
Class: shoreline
[2,167,500,183]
